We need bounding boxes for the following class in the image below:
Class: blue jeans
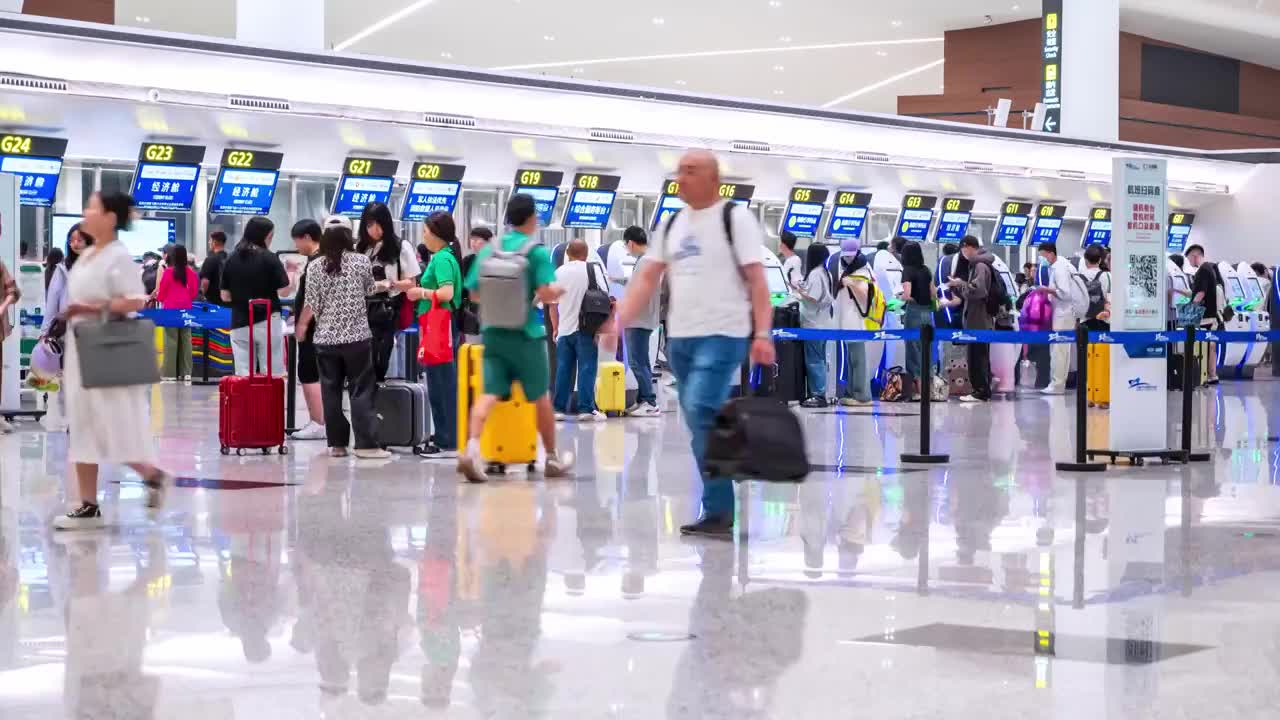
[424,360,456,449]
[803,340,827,397]
[902,302,933,390]
[625,327,657,405]
[842,341,872,401]
[668,335,749,520]
[553,331,599,414]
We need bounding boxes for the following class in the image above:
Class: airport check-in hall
[4,1,1280,718]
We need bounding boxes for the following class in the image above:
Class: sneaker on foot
[457,449,488,483]
[353,448,393,460]
[329,447,349,458]
[624,403,643,416]
[421,444,457,459]
[54,502,105,530]
[800,396,828,409]
[577,411,605,423]
[679,516,734,540]
[544,451,575,478]
[630,403,662,417]
[144,471,172,511]
[841,398,873,407]
[1040,386,1065,395]
[554,412,566,422]
[0,418,13,434]
[292,422,327,441]
[958,394,982,403]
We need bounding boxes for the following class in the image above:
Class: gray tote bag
[73,315,162,389]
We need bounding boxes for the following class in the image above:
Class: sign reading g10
[1029,203,1067,246]
[780,187,829,239]
[512,168,566,227]
[825,191,872,241]
[895,193,938,240]
[333,157,399,217]
[132,143,206,212]
[563,173,621,229]
[0,134,68,208]
[401,163,466,222]
[209,149,284,216]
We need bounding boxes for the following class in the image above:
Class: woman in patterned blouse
[295,222,391,459]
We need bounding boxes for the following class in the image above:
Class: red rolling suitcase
[219,299,287,456]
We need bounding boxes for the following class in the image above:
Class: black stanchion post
[286,335,298,434]
[200,327,211,385]
[1182,324,1211,462]
[901,324,949,464]
[1055,324,1105,472]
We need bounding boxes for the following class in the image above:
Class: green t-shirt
[417,246,462,316]
[463,230,555,339]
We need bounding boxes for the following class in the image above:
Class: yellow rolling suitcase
[595,360,626,416]
[1087,343,1110,407]
[458,344,538,473]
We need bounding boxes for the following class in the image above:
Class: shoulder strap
[586,261,601,291]
[721,201,735,247]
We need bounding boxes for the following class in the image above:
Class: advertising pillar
[1109,158,1168,450]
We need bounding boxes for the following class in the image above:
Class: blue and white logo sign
[1127,377,1157,392]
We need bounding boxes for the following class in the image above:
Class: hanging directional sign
[1041,0,1063,134]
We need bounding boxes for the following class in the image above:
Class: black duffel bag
[704,396,810,482]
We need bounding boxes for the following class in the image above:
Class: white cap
[323,214,353,231]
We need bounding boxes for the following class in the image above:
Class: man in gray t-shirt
[621,226,662,415]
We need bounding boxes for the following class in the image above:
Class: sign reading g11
[402,162,466,222]
[0,134,68,208]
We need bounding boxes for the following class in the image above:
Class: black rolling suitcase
[376,382,431,454]
[754,304,806,403]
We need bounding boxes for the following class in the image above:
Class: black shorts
[297,340,320,384]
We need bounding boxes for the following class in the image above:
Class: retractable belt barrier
[767,325,1280,469]
[140,304,233,387]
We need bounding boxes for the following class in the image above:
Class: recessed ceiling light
[1012,4,1021,9]
[772,64,785,71]
[543,34,556,41]
[890,19,903,27]
[573,67,585,73]
[135,15,150,23]
[773,89,785,95]
[675,79,687,85]
[778,35,792,43]
[440,51,453,58]
[652,16,665,25]
[876,50,888,57]
[768,0,782,7]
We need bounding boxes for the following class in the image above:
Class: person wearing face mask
[1032,242,1078,394]
[356,202,422,383]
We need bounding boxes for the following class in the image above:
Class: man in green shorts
[458,193,573,481]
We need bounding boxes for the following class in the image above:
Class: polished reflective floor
[3,378,1280,718]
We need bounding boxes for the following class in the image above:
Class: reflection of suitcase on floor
[991,338,1017,394]
[459,344,538,471]
[376,382,431,453]
[595,360,626,415]
[1169,343,1202,390]
[218,300,285,455]
[758,304,806,402]
[1087,344,1110,406]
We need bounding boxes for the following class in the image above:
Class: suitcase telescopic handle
[248,298,273,379]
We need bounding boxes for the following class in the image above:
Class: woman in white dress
[54,191,172,530]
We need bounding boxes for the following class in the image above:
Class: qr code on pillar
[1129,254,1159,299]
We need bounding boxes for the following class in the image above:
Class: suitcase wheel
[486,462,505,475]
[262,448,270,455]
[528,462,537,473]
[279,445,289,455]
[236,448,245,456]
[220,446,230,456]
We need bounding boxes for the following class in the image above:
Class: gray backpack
[477,238,540,330]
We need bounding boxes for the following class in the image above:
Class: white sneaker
[577,411,605,423]
[958,394,981,403]
[1040,386,1066,395]
[0,418,13,434]
[555,412,566,422]
[353,448,393,460]
[630,403,662,417]
[623,403,643,416]
[292,422,327,441]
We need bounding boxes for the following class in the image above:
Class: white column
[1059,0,1120,142]
[0,2,23,14]
[236,0,324,51]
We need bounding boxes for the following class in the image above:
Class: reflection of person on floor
[950,475,1010,566]
[216,534,282,663]
[298,466,410,706]
[419,477,464,710]
[620,427,659,596]
[667,543,808,719]
[892,479,931,560]
[469,484,558,719]
[799,477,883,577]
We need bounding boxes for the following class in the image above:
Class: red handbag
[418,294,455,366]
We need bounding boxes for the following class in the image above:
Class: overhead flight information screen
[995,201,1034,246]
[333,157,398,217]
[562,173,620,229]
[825,191,872,241]
[651,179,686,229]
[209,149,284,216]
[780,187,828,238]
[933,197,974,243]
[1029,204,1067,246]
[1083,207,1112,247]
[401,162,465,221]
[512,168,565,227]
[0,134,67,208]
[1167,212,1195,252]
[131,143,205,212]
[895,194,938,240]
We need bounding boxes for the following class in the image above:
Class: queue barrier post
[901,323,949,465]
[285,335,299,434]
[1055,323,1106,473]
[1181,324,1212,462]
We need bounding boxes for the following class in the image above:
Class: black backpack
[981,264,1010,317]
[704,396,810,482]
[578,262,612,336]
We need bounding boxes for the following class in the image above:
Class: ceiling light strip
[334,0,439,52]
[821,58,945,108]
[493,37,944,71]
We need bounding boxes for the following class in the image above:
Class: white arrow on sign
[1044,116,1057,132]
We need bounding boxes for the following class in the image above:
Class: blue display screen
[209,167,279,216]
[1168,224,1192,252]
[780,201,824,238]
[513,186,559,226]
[131,162,200,212]
[896,208,934,240]
[652,195,686,229]
[934,210,971,243]
[563,188,616,229]
[402,180,461,222]
[0,155,62,207]
[1084,220,1112,247]
[1029,217,1063,246]
[826,205,868,240]
[333,175,394,217]
[995,215,1029,245]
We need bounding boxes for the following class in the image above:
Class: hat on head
[323,215,352,231]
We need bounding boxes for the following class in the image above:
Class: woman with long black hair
[220,216,289,376]
[356,202,421,382]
